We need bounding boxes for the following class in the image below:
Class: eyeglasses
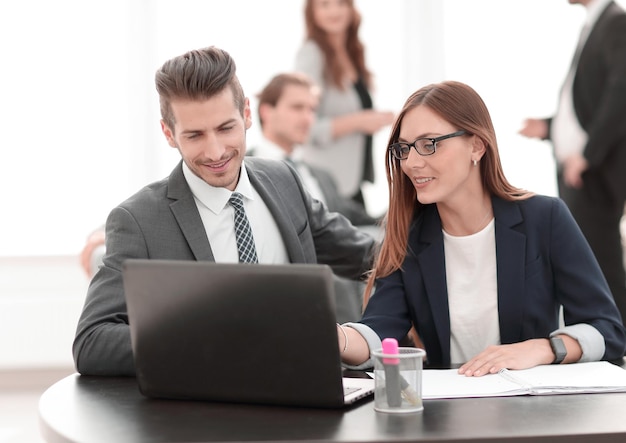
[388,130,467,160]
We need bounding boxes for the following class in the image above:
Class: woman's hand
[457,339,555,377]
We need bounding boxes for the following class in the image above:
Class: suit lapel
[415,207,452,360]
[308,166,339,210]
[416,198,528,358]
[247,163,307,263]
[167,162,215,261]
[492,198,526,344]
[164,159,310,263]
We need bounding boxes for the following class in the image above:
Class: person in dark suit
[72,46,376,376]
[336,81,626,375]
[519,0,626,327]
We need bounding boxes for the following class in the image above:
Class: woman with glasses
[336,81,626,375]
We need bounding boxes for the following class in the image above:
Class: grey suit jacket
[73,158,376,376]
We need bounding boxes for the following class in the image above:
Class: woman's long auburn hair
[304,0,371,89]
[363,81,533,306]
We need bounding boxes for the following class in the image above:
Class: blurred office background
[0,0,616,375]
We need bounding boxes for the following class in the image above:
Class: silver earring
[473,159,478,166]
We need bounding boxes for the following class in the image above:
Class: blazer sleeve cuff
[551,323,605,362]
[340,322,382,370]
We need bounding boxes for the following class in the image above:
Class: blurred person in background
[519,0,626,328]
[294,0,394,214]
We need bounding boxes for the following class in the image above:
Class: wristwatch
[549,336,567,364]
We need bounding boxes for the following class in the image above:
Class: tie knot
[229,192,245,211]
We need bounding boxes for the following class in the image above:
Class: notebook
[122,259,374,408]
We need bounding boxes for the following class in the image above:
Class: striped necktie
[228,192,258,263]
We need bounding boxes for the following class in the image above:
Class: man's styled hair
[256,72,318,128]
[155,46,246,132]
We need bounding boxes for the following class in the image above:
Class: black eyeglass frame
[389,130,467,160]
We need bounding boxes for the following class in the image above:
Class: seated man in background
[249,72,382,322]
[249,72,381,227]
[73,46,376,376]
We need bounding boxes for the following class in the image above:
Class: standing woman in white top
[295,0,394,211]
[336,80,626,376]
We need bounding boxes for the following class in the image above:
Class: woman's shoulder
[516,194,561,208]
[497,194,571,226]
[295,40,325,84]
[297,39,322,55]
[496,194,563,212]
[295,40,323,66]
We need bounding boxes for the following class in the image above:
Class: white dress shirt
[551,0,611,163]
[182,160,289,264]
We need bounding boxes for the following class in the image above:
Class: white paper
[422,361,626,399]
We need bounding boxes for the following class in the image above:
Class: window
[0,0,596,256]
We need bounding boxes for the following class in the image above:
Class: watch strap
[549,336,567,364]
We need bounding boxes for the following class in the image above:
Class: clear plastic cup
[371,346,426,413]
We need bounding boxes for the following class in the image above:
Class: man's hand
[563,153,588,189]
[518,118,548,139]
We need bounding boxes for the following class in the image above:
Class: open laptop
[122,259,374,408]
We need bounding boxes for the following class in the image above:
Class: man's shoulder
[117,161,185,210]
[118,176,170,209]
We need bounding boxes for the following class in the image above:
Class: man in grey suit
[72,46,376,376]
[519,0,626,327]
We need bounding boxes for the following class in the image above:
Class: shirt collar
[252,136,308,163]
[182,160,256,214]
[251,137,287,161]
[585,0,612,27]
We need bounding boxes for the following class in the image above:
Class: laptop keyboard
[343,386,360,395]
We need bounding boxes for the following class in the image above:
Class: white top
[551,0,611,163]
[182,161,289,264]
[444,218,500,364]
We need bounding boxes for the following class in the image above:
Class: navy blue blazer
[360,195,626,365]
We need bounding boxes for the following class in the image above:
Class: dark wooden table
[39,371,626,443]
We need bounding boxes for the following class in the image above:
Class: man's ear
[160,120,177,148]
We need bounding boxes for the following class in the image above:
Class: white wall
[2,0,617,370]
[0,257,86,370]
